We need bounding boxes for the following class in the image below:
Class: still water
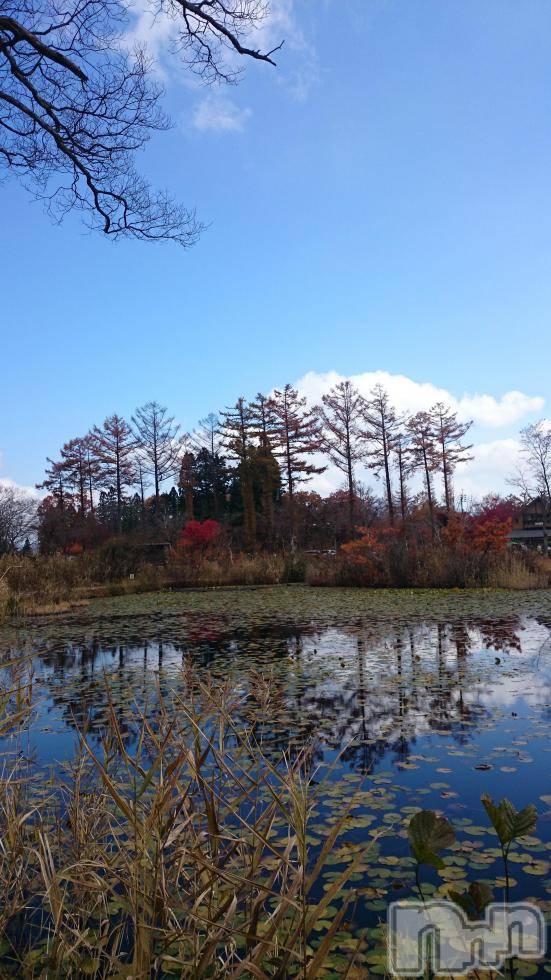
[1,586,550,973]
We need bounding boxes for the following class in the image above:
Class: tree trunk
[285,432,295,547]
[398,453,407,523]
[241,464,256,551]
[381,422,395,526]
[441,440,452,512]
[422,445,436,539]
[115,444,122,534]
[346,426,354,536]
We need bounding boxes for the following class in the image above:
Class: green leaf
[450,881,494,920]
[408,810,455,867]
[481,795,537,846]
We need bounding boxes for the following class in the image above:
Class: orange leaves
[470,515,512,554]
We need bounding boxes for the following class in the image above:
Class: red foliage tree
[177,519,223,560]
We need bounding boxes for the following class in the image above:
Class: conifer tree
[317,380,365,533]
[407,411,439,537]
[219,397,256,550]
[250,393,281,542]
[178,451,196,523]
[431,402,473,512]
[361,385,398,526]
[192,412,226,518]
[193,413,222,457]
[270,384,325,542]
[132,401,182,508]
[37,458,68,510]
[394,429,413,523]
[59,437,91,516]
[90,415,136,532]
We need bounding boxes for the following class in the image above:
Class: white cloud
[124,0,179,71]
[0,477,39,498]
[192,94,251,134]
[292,370,545,501]
[296,370,544,429]
[124,0,317,108]
[454,439,521,500]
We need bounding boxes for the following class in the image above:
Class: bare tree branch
[0,0,281,241]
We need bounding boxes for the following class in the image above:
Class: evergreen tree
[59,437,92,516]
[178,451,196,523]
[219,397,256,549]
[192,413,226,518]
[250,392,281,543]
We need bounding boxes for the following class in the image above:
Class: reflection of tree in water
[475,617,522,653]
[26,612,535,771]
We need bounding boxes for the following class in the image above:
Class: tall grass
[1,542,547,624]
[307,544,550,590]
[0,662,373,977]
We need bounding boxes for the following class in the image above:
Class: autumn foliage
[441,511,512,555]
[177,520,224,559]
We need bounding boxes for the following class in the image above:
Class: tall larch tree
[270,384,325,543]
[132,401,182,509]
[194,413,222,456]
[90,415,136,532]
[316,380,366,534]
[407,411,439,537]
[432,402,473,512]
[361,385,398,526]
[37,458,68,511]
[219,397,257,550]
[394,429,413,524]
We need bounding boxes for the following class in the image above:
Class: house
[508,496,551,550]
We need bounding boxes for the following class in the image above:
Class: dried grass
[0,662,373,977]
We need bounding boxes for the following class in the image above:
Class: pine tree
[90,415,136,532]
[361,385,398,526]
[59,437,91,516]
[192,412,226,518]
[431,402,473,512]
[317,380,365,533]
[219,397,256,550]
[178,451,196,523]
[270,384,325,543]
[132,401,181,509]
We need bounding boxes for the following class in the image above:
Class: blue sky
[2,0,551,496]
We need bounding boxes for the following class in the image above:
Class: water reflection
[5,612,550,778]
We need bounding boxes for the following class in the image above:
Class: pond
[1,585,551,975]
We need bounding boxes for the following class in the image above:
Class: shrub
[177,519,224,562]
